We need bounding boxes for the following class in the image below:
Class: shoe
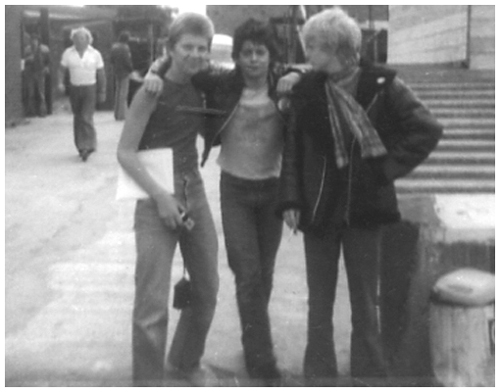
[79,150,90,162]
[250,364,282,387]
[79,149,95,162]
[183,365,219,387]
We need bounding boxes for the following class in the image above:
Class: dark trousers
[69,84,97,154]
[113,75,129,120]
[220,172,283,375]
[25,73,47,116]
[303,223,388,382]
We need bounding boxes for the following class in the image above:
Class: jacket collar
[356,59,397,108]
[227,65,279,100]
[302,59,397,109]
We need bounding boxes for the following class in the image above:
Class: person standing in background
[24,33,50,117]
[58,26,106,162]
[110,31,133,121]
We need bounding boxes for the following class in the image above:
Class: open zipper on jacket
[311,155,327,224]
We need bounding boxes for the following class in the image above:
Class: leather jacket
[191,64,296,166]
[277,61,443,234]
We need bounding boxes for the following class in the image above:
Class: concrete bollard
[379,194,495,384]
[430,268,494,386]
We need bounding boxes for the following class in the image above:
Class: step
[415,90,494,100]
[409,164,495,178]
[410,82,494,91]
[424,98,495,109]
[395,178,495,194]
[431,107,495,118]
[436,139,495,151]
[442,128,495,140]
[438,117,495,129]
[394,66,495,83]
[425,151,495,164]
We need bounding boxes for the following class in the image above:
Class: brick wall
[5,6,24,125]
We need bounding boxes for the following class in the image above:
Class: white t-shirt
[60,46,104,86]
[217,86,283,180]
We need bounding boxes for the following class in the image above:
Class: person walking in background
[110,31,133,120]
[144,18,302,386]
[117,13,219,387]
[276,7,443,386]
[58,26,106,162]
[23,33,50,117]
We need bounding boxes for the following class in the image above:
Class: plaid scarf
[325,73,387,168]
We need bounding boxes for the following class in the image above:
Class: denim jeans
[69,84,97,153]
[303,223,388,382]
[220,171,283,376]
[113,75,129,121]
[132,170,219,386]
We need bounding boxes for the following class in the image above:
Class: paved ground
[5,107,353,387]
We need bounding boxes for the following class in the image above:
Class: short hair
[231,18,279,63]
[167,12,214,51]
[118,31,130,43]
[71,26,93,45]
[303,7,362,63]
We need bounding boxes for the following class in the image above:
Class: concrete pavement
[5,108,353,387]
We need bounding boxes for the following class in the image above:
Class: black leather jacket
[191,64,296,166]
[277,62,443,234]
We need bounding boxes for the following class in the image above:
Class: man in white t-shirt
[58,26,106,162]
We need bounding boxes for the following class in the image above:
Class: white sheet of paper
[116,148,174,200]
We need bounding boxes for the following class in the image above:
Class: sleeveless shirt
[138,79,203,175]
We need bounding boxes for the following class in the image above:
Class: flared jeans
[132,170,219,386]
[303,223,388,382]
[69,84,97,154]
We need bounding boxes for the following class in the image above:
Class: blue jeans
[220,172,283,376]
[303,223,388,382]
[69,84,96,153]
[132,170,219,386]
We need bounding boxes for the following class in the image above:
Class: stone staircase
[393,66,495,194]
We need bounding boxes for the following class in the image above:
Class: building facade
[207,5,389,63]
[5,6,24,125]
[5,5,117,126]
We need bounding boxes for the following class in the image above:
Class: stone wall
[387,5,494,69]
[469,6,495,69]
[388,5,468,65]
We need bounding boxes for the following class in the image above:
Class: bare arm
[117,86,184,229]
[57,65,67,93]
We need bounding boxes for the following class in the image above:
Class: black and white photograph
[4,3,495,387]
